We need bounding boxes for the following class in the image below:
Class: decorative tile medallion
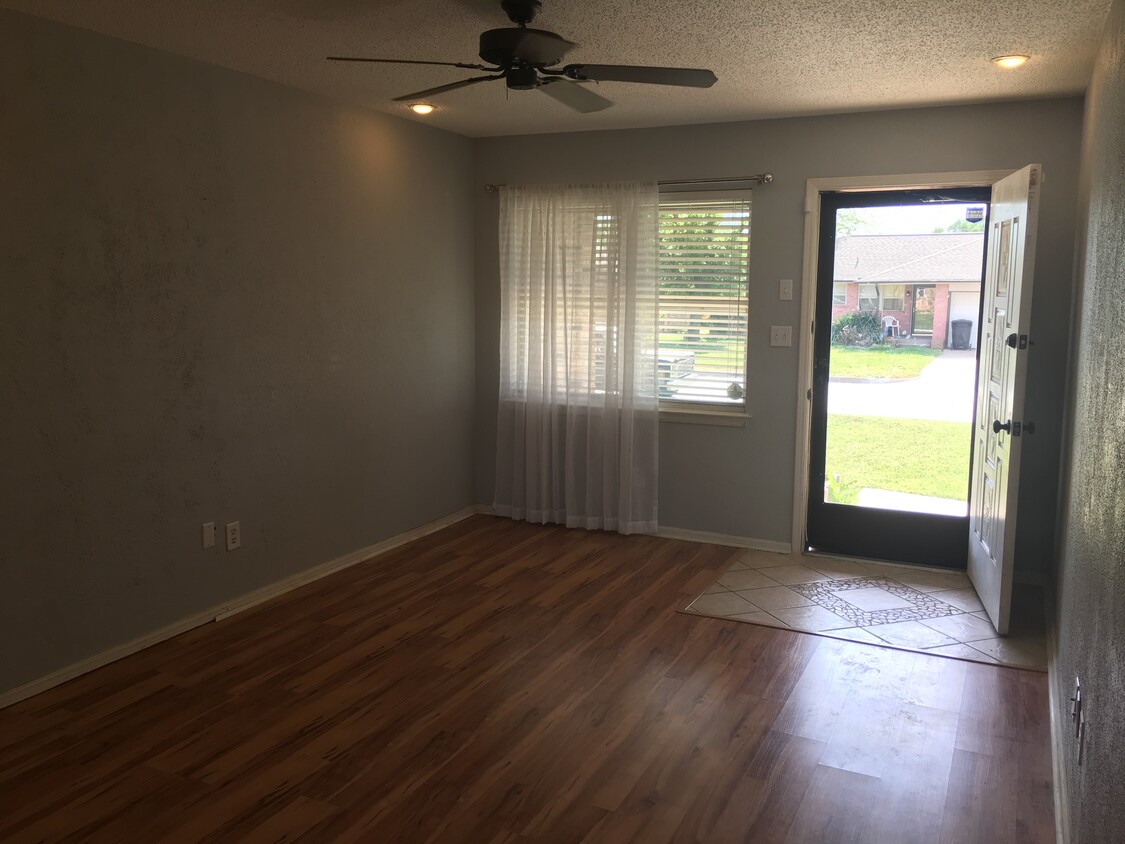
[789,577,960,627]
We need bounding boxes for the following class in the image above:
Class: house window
[658,192,751,407]
[880,284,905,312]
[858,283,879,311]
[832,283,847,306]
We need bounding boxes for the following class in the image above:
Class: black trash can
[951,319,973,350]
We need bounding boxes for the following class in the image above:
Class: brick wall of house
[879,302,912,337]
[831,283,858,322]
[931,283,950,349]
[830,283,914,339]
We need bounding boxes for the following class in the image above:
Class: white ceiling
[4,0,1111,137]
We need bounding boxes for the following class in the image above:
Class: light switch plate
[202,522,215,549]
[770,325,793,347]
[780,278,793,301]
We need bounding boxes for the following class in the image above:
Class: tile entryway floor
[684,549,1047,670]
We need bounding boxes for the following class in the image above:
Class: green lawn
[829,346,941,379]
[826,414,972,502]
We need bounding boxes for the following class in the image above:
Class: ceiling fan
[326,0,717,114]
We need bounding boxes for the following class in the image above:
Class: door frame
[790,170,1016,558]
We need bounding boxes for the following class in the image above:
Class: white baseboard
[655,525,792,555]
[1045,585,1071,844]
[212,505,484,621]
[0,505,483,710]
[477,506,789,555]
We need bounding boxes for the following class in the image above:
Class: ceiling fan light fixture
[409,102,437,114]
[991,54,1029,69]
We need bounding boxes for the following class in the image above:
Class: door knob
[993,419,1011,434]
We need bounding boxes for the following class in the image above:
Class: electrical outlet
[225,521,241,551]
[202,522,216,549]
[770,325,793,347]
[779,278,794,301]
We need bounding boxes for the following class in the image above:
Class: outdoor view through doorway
[824,202,987,517]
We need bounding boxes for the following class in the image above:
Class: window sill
[659,406,749,427]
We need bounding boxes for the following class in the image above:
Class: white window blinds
[657,194,751,406]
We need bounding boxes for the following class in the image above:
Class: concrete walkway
[828,349,977,423]
[857,488,969,516]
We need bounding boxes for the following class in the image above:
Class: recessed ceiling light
[991,54,1029,69]
[410,103,436,115]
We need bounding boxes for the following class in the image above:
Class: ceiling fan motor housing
[479,28,569,67]
[506,66,541,90]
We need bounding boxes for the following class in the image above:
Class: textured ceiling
[3,0,1111,137]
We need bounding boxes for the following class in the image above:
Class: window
[880,284,905,312]
[658,192,751,407]
[858,283,879,311]
[832,283,847,306]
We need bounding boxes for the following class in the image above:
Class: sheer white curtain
[494,181,660,535]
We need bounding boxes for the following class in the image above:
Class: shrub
[831,311,884,346]
[825,473,861,505]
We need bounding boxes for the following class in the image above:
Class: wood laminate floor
[0,515,1054,843]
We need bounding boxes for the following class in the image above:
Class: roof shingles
[834,233,985,283]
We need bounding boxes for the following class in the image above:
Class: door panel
[967,165,1041,634]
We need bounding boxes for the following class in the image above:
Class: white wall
[473,98,1083,577]
[0,10,477,694]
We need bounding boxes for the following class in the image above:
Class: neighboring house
[832,233,985,349]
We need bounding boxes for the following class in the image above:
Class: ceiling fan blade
[539,78,613,113]
[391,74,506,102]
[327,57,492,71]
[564,64,718,88]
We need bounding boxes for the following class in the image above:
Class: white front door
[967,164,1042,634]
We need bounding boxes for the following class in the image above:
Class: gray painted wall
[1055,1,1125,840]
[0,11,476,693]
[473,99,1083,575]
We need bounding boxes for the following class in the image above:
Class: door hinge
[1006,333,1029,350]
[807,388,812,401]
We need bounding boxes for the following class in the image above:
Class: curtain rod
[483,173,774,193]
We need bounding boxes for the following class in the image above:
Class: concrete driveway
[828,349,977,423]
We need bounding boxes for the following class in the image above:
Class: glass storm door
[806,187,990,567]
